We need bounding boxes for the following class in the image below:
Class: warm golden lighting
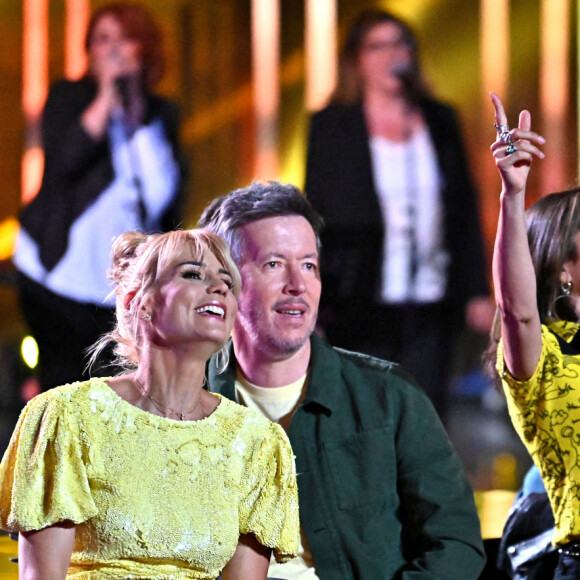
[23,0,48,119]
[378,0,439,20]
[21,146,45,205]
[22,0,48,203]
[279,116,307,187]
[475,489,517,539]
[21,336,39,370]
[183,50,304,144]
[66,0,90,79]
[305,0,337,111]
[540,0,569,118]
[0,218,19,261]
[480,0,509,100]
[540,0,570,195]
[251,0,280,179]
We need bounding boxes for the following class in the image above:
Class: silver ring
[506,144,517,155]
[494,123,512,144]
[494,123,509,134]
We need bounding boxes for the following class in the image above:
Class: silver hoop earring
[562,281,572,296]
[141,312,151,321]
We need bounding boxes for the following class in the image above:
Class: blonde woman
[0,229,298,579]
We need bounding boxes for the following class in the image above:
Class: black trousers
[17,272,117,391]
[324,300,454,421]
[555,551,580,579]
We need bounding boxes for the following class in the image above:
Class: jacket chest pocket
[324,424,397,511]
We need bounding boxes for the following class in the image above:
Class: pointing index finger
[490,91,509,133]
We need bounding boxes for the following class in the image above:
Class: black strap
[549,327,580,355]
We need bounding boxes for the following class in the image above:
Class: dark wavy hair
[85,2,165,87]
[330,8,429,105]
[485,187,580,383]
[527,189,580,322]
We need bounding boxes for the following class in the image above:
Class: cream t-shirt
[236,371,319,580]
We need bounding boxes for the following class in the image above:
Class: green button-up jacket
[208,333,485,579]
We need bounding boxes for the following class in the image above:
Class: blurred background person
[304,8,492,420]
[13,2,186,392]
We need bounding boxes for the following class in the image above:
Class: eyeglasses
[361,38,410,53]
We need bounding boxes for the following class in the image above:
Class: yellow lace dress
[0,378,299,578]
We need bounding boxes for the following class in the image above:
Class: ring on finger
[506,143,517,155]
[494,122,512,144]
[502,133,513,145]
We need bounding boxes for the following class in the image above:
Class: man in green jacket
[199,181,485,579]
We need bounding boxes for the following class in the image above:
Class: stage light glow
[251,0,280,179]
[21,336,39,370]
[65,0,90,79]
[480,0,509,102]
[22,0,48,203]
[305,0,337,111]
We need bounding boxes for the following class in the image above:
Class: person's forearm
[493,190,538,322]
[493,189,542,378]
[41,87,110,180]
[80,91,115,140]
[399,542,485,580]
[395,388,486,579]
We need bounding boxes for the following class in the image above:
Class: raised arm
[19,523,75,580]
[490,92,546,380]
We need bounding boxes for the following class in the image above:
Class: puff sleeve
[238,422,299,562]
[0,390,98,532]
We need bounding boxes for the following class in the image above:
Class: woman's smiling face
[147,245,238,352]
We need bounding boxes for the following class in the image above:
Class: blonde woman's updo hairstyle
[90,229,240,371]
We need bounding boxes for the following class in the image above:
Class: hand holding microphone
[96,47,139,108]
[82,54,141,137]
[114,76,131,111]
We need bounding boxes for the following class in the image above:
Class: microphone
[114,76,131,110]
[391,62,412,80]
[390,62,418,101]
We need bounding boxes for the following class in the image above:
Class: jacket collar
[301,333,340,414]
[208,333,339,415]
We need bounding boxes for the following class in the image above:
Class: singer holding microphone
[305,8,491,421]
[14,2,186,392]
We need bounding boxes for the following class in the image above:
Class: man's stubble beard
[239,304,317,358]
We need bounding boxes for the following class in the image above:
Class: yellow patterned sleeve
[238,422,299,563]
[0,391,98,532]
[496,325,560,410]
